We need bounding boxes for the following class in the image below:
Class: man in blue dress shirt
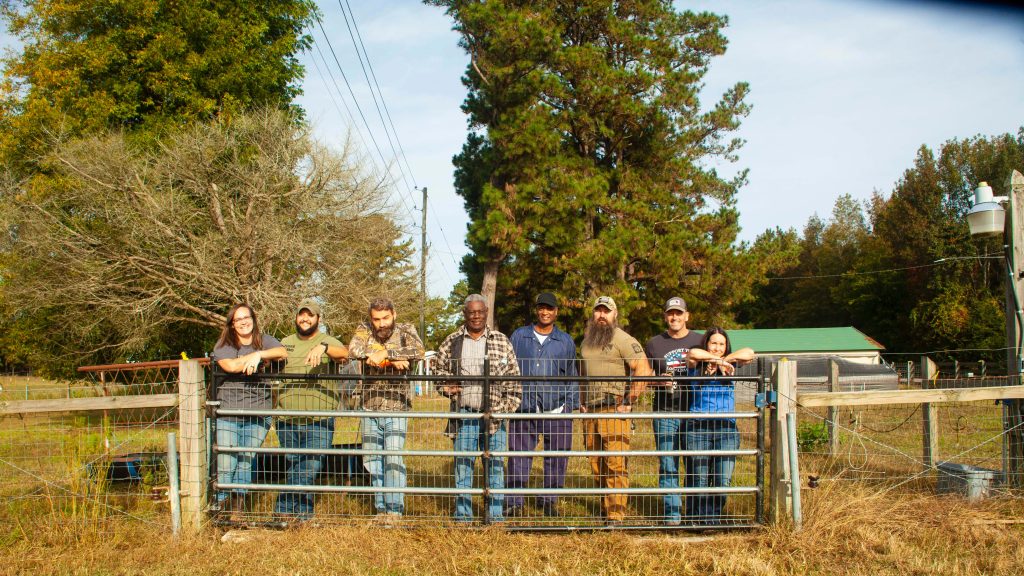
[505,292,579,517]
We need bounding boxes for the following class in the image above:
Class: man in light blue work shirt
[505,292,579,517]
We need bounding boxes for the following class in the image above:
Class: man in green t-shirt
[274,299,349,521]
[580,296,653,524]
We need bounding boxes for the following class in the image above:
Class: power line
[339,0,418,193]
[310,15,417,222]
[336,3,464,277]
[309,40,369,155]
[766,254,1002,281]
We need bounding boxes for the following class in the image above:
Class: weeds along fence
[0,360,204,536]
[782,357,1024,503]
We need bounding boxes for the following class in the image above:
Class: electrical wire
[767,254,1002,281]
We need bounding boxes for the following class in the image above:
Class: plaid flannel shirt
[434,324,521,433]
[348,322,425,411]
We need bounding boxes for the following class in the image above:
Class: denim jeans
[454,410,507,522]
[216,416,270,503]
[685,418,739,521]
[506,418,573,509]
[362,414,408,514]
[274,419,334,518]
[653,417,686,522]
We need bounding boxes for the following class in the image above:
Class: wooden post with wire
[921,356,938,470]
[177,359,207,532]
[771,358,797,523]
[827,358,840,456]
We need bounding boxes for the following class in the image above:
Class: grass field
[3,481,1024,575]
[4,376,1024,574]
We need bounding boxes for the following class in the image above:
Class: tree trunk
[481,258,499,330]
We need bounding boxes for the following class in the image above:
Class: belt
[586,393,624,409]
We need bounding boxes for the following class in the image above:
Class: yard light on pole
[966,182,1006,236]
[967,170,1024,487]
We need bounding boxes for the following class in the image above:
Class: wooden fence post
[771,358,797,523]
[921,356,938,470]
[178,359,207,532]
[827,359,840,457]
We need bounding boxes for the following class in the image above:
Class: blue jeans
[454,410,506,522]
[216,416,270,503]
[685,419,739,521]
[653,417,686,522]
[362,415,408,514]
[274,419,334,518]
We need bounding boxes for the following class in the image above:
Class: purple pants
[506,417,573,508]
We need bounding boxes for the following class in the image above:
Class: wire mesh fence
[8,352,1023,536]
[0,364,190,533]
[784,368,1022,500]
[207,357,766,530]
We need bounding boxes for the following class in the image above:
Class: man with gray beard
[579,296,653,524]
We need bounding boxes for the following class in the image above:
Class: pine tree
[431,0,753,335]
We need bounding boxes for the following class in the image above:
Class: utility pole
[420,187,428,343]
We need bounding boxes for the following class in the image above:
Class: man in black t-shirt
[644,296,703,526]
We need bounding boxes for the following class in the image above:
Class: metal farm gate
[206,360,768,531]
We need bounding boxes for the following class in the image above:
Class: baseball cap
[536,292,558,308]
[664,297,687,313]
[296,298,323,317]
[592,295,617,312]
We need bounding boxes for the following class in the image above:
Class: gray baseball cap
[664,297,687,313]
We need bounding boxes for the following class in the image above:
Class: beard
[373,324,395,343]
[583,318,616,349]
[296,320,319,337]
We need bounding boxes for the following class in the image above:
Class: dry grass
[3,482,1024,576]
[5,376,1024,574]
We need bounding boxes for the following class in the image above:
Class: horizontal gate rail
[214,408,759,420]
[217,483,760,495]
[0,393,178,415]
[797,384,1024,407]
[216,445,759,458]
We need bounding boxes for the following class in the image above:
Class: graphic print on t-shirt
[663,347,691,373]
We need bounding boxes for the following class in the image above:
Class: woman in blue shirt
[684,327,754,523]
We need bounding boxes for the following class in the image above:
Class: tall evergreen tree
[431,0,753,336]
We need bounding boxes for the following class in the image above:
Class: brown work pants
[583,407,631,521]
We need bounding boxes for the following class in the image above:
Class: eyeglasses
[233,315,253,325]
[465,310,486,317]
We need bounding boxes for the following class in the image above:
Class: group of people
[210,291,754,525]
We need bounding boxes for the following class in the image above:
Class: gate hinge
[755,390,777,409]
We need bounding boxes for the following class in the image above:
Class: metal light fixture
[966,181,1007,236]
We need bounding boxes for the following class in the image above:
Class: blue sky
[4,1,1022,298]
[296,1,1024,298]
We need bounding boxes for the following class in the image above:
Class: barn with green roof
[728,327,896,392]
